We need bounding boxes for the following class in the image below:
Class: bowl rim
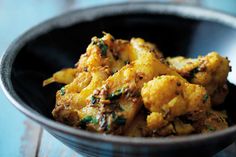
[1,2,236,146]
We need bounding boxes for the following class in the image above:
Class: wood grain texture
[36,129,236,157]
[37,130,82,157]
[20,120,42,157]
[0,92,42,157]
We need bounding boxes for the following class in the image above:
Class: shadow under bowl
[1,2,236,157]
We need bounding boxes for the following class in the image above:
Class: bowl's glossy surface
[1,2,236,157]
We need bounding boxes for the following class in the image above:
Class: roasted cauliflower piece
[51,68,109,125]
[129,37,163,61]
[167,52,231,105]
[141,75,211,132]
[76,33,130,74]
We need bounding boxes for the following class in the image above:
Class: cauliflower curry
[43,33,231,137]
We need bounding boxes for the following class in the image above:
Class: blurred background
[1,0,236,54]
[1,0,236,157]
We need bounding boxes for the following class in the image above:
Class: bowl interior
[10,12,236,126]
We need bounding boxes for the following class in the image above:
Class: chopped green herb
[90,95,99,104]
[80,116,93,123]
[187,67,199,81]
[91,39,108,57]
[203,94,209,103]
[124,60,130,65]
[80,116,98,124]
[108,89,123,100]
[206,125,216,131]
[60,87,65,96]
[114,116,126,126]
[98,40,108,57]
[91,117,98,124]
[106,124,111,130]
[80,116,98,129]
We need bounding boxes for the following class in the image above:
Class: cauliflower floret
[130,38,163,61]
[147,112,168,130]
[52,68,109,126]
[141,75,211,131]
[76,33,131,74]
[167,52,230,105]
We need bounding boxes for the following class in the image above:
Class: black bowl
[1,2,236,157]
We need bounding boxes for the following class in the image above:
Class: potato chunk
[52,67,109,124]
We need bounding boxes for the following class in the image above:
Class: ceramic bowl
[1,2,236,157]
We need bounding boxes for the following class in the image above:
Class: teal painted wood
[38,130,83,157]
[0,91,40,157]
[37,137,236,157]
[0,92,20,157]
[19,121,42,157]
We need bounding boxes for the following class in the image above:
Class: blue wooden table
[1,1,236,157]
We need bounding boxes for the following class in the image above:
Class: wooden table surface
[1,1,236,157]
